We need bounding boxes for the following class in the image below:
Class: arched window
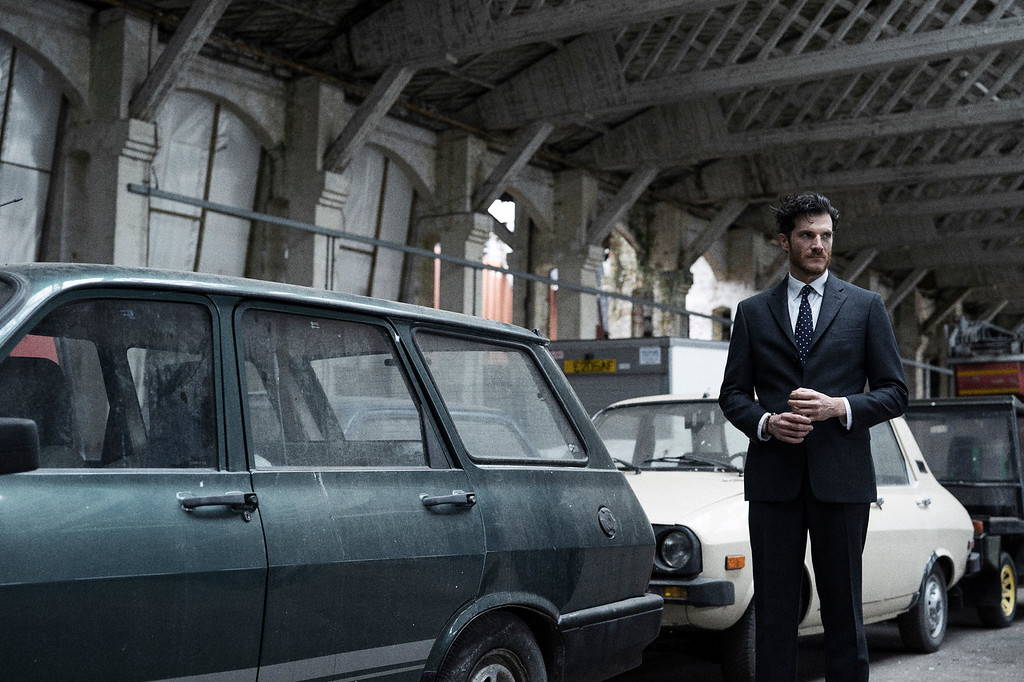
[0,37,64,263]
[332,146,416,299]
[149,91,261,276]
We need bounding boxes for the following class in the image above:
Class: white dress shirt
[757,270,852,440]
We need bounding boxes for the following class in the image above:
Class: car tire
[720,603,755,682]
[897,564,948,653]
[436,612,548,682]
[977,552,1018,628]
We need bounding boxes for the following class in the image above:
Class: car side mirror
[0,418,40,474]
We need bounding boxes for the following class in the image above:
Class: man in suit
[719,192,908,682]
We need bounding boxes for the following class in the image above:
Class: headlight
[655,526,702,575]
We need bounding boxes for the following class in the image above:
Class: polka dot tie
[796,284,814,363]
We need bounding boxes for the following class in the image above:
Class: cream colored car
[594,395,976,682]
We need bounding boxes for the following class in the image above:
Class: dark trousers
[748,476,870,682]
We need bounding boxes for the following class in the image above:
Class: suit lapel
[767,277,798,352]
[810,275,848,351]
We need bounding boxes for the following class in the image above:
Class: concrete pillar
[647,202,690,337]
[248,77,348,287]
[556,244,604,340]
[654,269,693,337]
[414,131,493,314]
[419,212,491,315]
[547,169,601,339]
[894,290,928,399]
[508,204,537,330]
[56,9,157,265]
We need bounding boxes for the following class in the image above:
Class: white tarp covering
[0,37,62,264]
[332,146,414,298]
[149,91,260,275]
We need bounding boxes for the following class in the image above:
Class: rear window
[0,297,217,469]
[415,332,585,463]
[905,405,1019,482]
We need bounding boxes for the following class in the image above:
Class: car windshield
[905,405,1020,483]
[594,401,748,472]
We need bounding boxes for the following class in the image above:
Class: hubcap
[469,649,527,682]
[1000,564,1017,617]
[924,575,946,639]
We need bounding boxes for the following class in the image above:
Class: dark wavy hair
[771,192,840,236]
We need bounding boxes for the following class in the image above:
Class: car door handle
[420,490,476,508]
[178,491,259,521]
[916,497,932,508]
[872,497,885,509]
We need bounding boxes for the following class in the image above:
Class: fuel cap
[598,506,618,538]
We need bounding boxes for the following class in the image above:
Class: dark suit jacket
[719,274,908,503]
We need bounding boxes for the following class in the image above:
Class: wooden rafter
[471,120,554,212]
[682,199,747,268]
[130,0,234,122]
[586,167,660,246]
[886,268,929,312]
[323,65,415,173]
[343,0,736,71]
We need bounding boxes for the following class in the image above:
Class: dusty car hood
[624,471,745,525]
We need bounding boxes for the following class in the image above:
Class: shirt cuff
[841,397,852,429]
[757,412,772,441]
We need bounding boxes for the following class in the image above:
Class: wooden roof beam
[586,167,660,246]
[341,0,736,71]
[473,16,1024,128]
[323,65,415,173]
[979,299,1010,324]
[471,121,554,213]
[130,0,233,122]
[922,288,973,335]
[681,199,747,269]
[887,268,929,313]
[576,98,1024,170]
[883,190,1024,216]
[840,248,879,282]
[673,152,1024,203]
[878,244,1024,270]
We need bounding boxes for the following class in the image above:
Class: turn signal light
[972,519,985,537]
[725,555,746,570]
[662,586,688,599]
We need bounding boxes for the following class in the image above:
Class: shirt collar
[788,270,828,300]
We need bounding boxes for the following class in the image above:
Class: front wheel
[897,564,948,653]
[719,603,755,682]
[436,612,548,682]
[977,552,1018,628]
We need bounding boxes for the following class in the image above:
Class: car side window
[240,308,427,468]
[870,421,910,486]
[415,332,585,462]
[0,297,217,468]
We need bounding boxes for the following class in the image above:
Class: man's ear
[777,233,789,252]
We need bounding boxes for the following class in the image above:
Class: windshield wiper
[643,453,742,472]
[612,457,642,474]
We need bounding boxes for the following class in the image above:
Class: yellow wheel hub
[999,564,1017,618]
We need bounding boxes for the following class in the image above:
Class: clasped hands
[767,388,845,444]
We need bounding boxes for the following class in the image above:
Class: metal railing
[126,183,952,377]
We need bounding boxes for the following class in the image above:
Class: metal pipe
[126,183,954,377]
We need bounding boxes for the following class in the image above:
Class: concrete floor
[613,602,1024,681]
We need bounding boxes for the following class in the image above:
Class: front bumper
[558,593,663,682]
[648,577,736,607]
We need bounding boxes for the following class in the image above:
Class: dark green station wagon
[0,264,660,681]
